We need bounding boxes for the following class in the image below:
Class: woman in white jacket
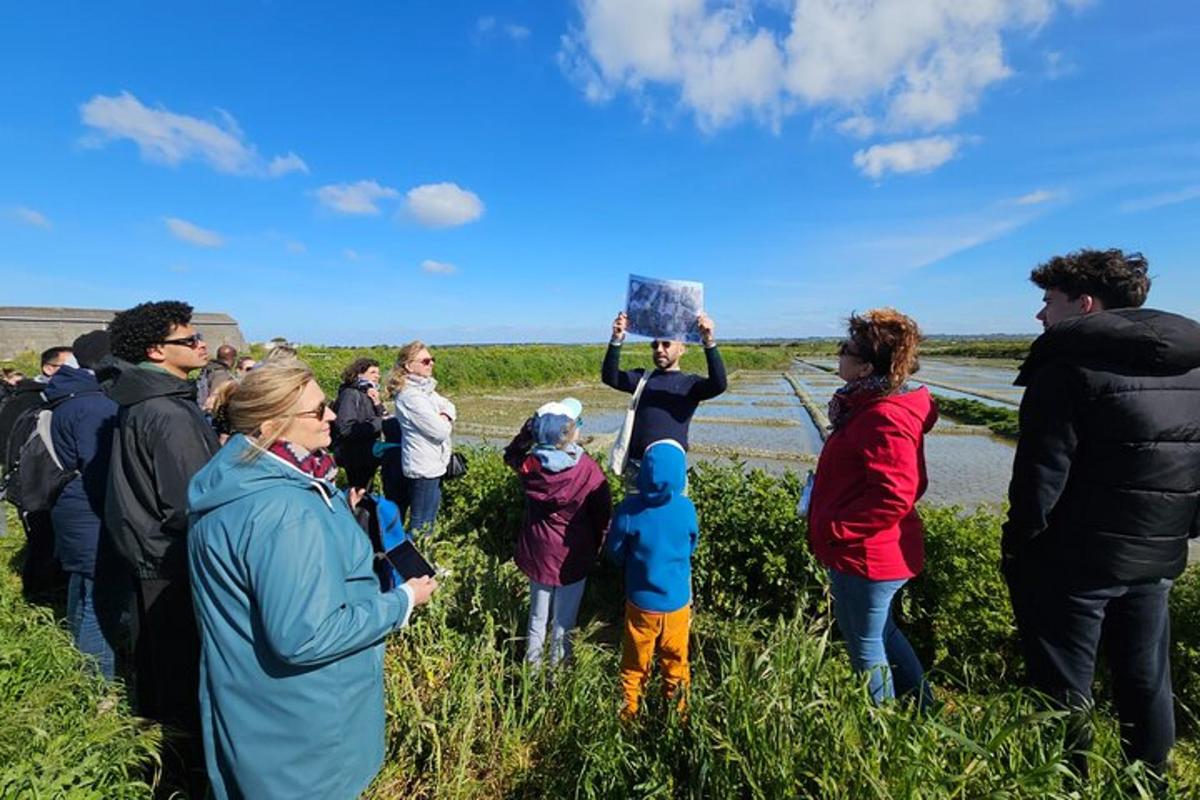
[386,340,456,535]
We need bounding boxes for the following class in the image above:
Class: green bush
[1171,568,1200,732]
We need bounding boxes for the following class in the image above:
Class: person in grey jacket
[386,340,455,535]
[105,300,218,797]
[331,357,385,489]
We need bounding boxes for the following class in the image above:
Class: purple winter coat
[504,429,612,587]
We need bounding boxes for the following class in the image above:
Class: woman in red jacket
[808,308,936,706]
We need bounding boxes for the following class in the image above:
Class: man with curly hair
[105,300,218,795]
[1003,249,1200,788]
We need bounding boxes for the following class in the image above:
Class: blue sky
[2,1,1198,344]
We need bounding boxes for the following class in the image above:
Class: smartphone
[384,540,437,581]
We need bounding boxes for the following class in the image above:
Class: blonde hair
[386,340,428,398]
[210,362,315,453]
[265,343,299,364]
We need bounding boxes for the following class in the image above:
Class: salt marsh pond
[454,357,1021,509]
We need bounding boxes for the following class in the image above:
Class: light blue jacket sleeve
[245,507,409,667]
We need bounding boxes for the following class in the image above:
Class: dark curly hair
[108,300,194,364]
[340,357,380,386]
[1030,249,1150,310]
[846,308,923,391]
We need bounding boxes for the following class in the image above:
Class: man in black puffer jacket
[1003,248,1200,787]
[105,300,218,797]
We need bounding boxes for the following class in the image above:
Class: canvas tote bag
[609,372,650,476]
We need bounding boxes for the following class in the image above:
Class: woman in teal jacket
[188,363,438,800]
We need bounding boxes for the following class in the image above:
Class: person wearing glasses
[331,357,386,490]
[602,310,726,486]
[806,308,935,709]
[385,340,456,535]
[105,300,220,797]
[188,362,438,800]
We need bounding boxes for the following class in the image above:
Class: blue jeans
[526,578,587,667]
[67,572,116,680]
[399,476,442,536]
[828,569,931,706]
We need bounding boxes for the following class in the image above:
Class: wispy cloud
[421,259,458,275]
[164,216,224,248]
[315,180,400,215]
[853,136,967,180]
[477,16,530,42]
[80,91,305,178]
[1119,185,1200,214]
[285,240,307,254]
[403,182,485,228]
[1012,188,1064,206]
[10,206,51,229]
[504,23,531,41]
[343,248,361,261]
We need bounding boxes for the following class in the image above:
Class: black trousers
[132,576,207,796]
[1008,567,1175,777]
[19,509,66,601]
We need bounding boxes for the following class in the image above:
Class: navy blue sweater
[601,343,727,460]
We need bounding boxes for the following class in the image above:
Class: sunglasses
[295,400,329,420]
[837,340,862,358]
[160,332,205,349]
[411,357,435,366]
[651,340,673,351]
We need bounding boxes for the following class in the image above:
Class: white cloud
[505,24,532,41]
[168,264,191,274]
[853,136,965,179]
[11,206,51,229]
[404,182,485,228]
[1119,185,1200,214]
[421,259,458,275]
[1013,188,1061,206]
[477,16,497,33]
[343,248,361,261]
[285,240,307,254]
[164,217,224,248]
[315,180,400,215]
[560,1,1082,153]
[268,152,309,176]
[80,91,305,178]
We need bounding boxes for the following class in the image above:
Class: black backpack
[0,392,93,513]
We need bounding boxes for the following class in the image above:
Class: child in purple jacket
[504,398,612,667]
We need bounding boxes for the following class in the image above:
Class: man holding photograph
[602,310,726,485]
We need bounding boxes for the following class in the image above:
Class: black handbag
[444,451,468,480]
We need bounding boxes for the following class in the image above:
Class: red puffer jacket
[808,386,937,580]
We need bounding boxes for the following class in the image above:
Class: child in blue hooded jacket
[604,439,698,717]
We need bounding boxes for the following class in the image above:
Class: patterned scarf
[266,439,339,482]
[827,375,894,431]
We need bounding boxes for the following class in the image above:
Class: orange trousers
[619,602,690,716]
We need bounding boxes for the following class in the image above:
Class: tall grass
[933,394,1021,439]
[0,506,159,799]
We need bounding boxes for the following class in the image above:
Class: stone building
[0,306,247,361]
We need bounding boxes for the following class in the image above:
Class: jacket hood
[847,385,938,434]
[43,364,102,401]
[635,440,688,506]
[521,450,599,510]
[109,363,197,407]
[1018,308,1200,386]
[189,434,339,517]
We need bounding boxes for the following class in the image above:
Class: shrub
[932,395,1020,439]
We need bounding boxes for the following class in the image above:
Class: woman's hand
[366,386,381,405]
[405,575,439,606]
[348,487,366,511]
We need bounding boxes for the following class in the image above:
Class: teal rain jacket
[187,434,412,800]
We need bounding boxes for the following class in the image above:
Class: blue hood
[635,440,687,506]
[189,434,340,517]
[43,364,101,401]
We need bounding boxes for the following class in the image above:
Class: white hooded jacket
[395,375,456,479]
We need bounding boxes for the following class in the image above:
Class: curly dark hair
[1030,249,1150,310]
[846,308,923,391]
[340,357,380,386]
[108,300,194,364]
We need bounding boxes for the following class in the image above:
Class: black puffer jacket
[1003,308,1200,583]
[106,365,219,579]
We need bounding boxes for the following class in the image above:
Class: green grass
[0,506,159,799]
[933,394,1021,439]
